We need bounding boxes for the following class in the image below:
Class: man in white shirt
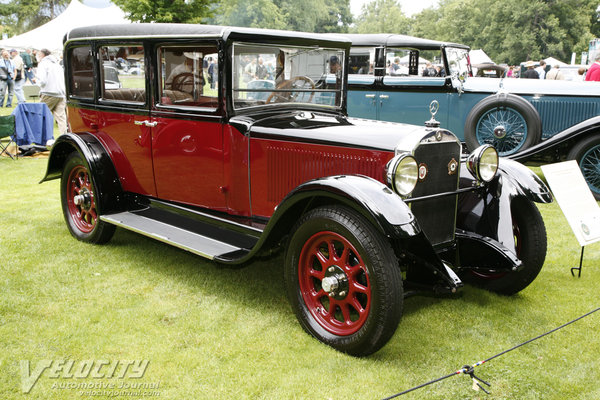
[535,60,547,79]
[36,48,67,140]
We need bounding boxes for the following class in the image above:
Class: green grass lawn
[0,158,599,399]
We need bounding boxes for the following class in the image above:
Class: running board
[100,211,249,260]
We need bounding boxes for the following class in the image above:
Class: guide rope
[382,307,600,399]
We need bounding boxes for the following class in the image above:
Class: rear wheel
[284,206,403,356]
[61,152,115,244]
[567,135,600,200]
[462,197,547,295]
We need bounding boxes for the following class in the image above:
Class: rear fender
[40,132,124,214]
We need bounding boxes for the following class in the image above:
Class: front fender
[272,175,420,240]
[457,158,552,254]
[40,132,124,214]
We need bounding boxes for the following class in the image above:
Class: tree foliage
[354,0,600,65]
[353,0,410,34]
[0,0,69,36]
[110,0,216,23]
[209,0,352,33]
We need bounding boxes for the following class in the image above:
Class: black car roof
[340,33,469,51]
[65,23,351,49]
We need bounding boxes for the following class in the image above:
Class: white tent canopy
[544,57,567,67]
[469,49,494,65]
[0,0,129,53]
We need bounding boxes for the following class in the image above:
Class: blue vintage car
[342,33,600,199]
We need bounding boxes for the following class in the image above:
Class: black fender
[510,115,600,165]
[232,175,462,292]
[456,158,551,256]
[40,132,125,214]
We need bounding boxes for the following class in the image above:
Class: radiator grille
[531,99,600,139]
[410,140,461,245]
[267,145,384,202]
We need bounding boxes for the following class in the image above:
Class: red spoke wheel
[61,152,115,244]
[285,206,403,356]
[463,197,547,295]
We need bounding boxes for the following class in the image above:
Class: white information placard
[541,161,600,246]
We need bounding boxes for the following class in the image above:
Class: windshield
[445,47,471,79]
[232,43,345,109]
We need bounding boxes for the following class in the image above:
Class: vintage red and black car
[42,24,552,356]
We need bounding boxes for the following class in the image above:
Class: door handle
[134,120,157,127]
[365,94,376,98]
[379,95,389,99]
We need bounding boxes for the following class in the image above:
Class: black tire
[61,152,116,244]
[462,197,547,295]
[284,206,403,356]
[567,135,600,201]
[465,93,542,156]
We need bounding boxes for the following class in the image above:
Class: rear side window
[69,46,94,98]
[158,45,219,110]
[99,45,146,103]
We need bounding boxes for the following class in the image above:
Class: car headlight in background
[386,153,418,196]
[467,144,499,182]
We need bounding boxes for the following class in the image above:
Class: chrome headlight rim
[386,153,418,196]
[467,144,499,182]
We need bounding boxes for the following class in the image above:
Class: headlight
[467,145,499,182]
[386,153,418,196]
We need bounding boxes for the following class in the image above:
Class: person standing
[535,60,547,79]
[522,61,539,79]
[36,48,67,139]
[584,54,600,81]
[0,50,15,107]
[545,65,564,80]
[21,49,35,84]
[10,49,26,104]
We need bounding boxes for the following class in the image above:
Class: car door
[96,43,156,197]
[150,43,227,211]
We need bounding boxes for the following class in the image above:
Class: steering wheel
[171,72,197,92]
[266,75,315,104]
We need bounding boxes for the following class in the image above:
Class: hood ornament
[425,100,441,128]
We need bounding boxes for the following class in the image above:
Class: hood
[236,111,435,153]
[463,77,600,97]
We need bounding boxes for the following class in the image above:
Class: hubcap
[298,231,371,336]
[66,165,97,233]
[493,125,506,139]
[476,107,527,156]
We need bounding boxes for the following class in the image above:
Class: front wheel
[465,94,542,156]
[61,152,115,244]
[284,206,403,356]
[567,135,600,201]
[461,197,547,295]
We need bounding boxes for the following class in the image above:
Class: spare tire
[465,93,542,156]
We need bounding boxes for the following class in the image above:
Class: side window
[158,45,219,109]
[99,45,146,103]
[69,46,94,98]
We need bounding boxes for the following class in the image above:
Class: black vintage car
[42,24,552,356]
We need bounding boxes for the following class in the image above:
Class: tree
[0,0,69,36]
[111,0,217,23]
[352,0,410,34]
[210,0,352,33]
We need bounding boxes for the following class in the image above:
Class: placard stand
[571,247,585,278]
[541,161,600,278]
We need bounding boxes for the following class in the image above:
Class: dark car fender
[40,132,124,214]
[252,175,462,292]
[457,158,552,255]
